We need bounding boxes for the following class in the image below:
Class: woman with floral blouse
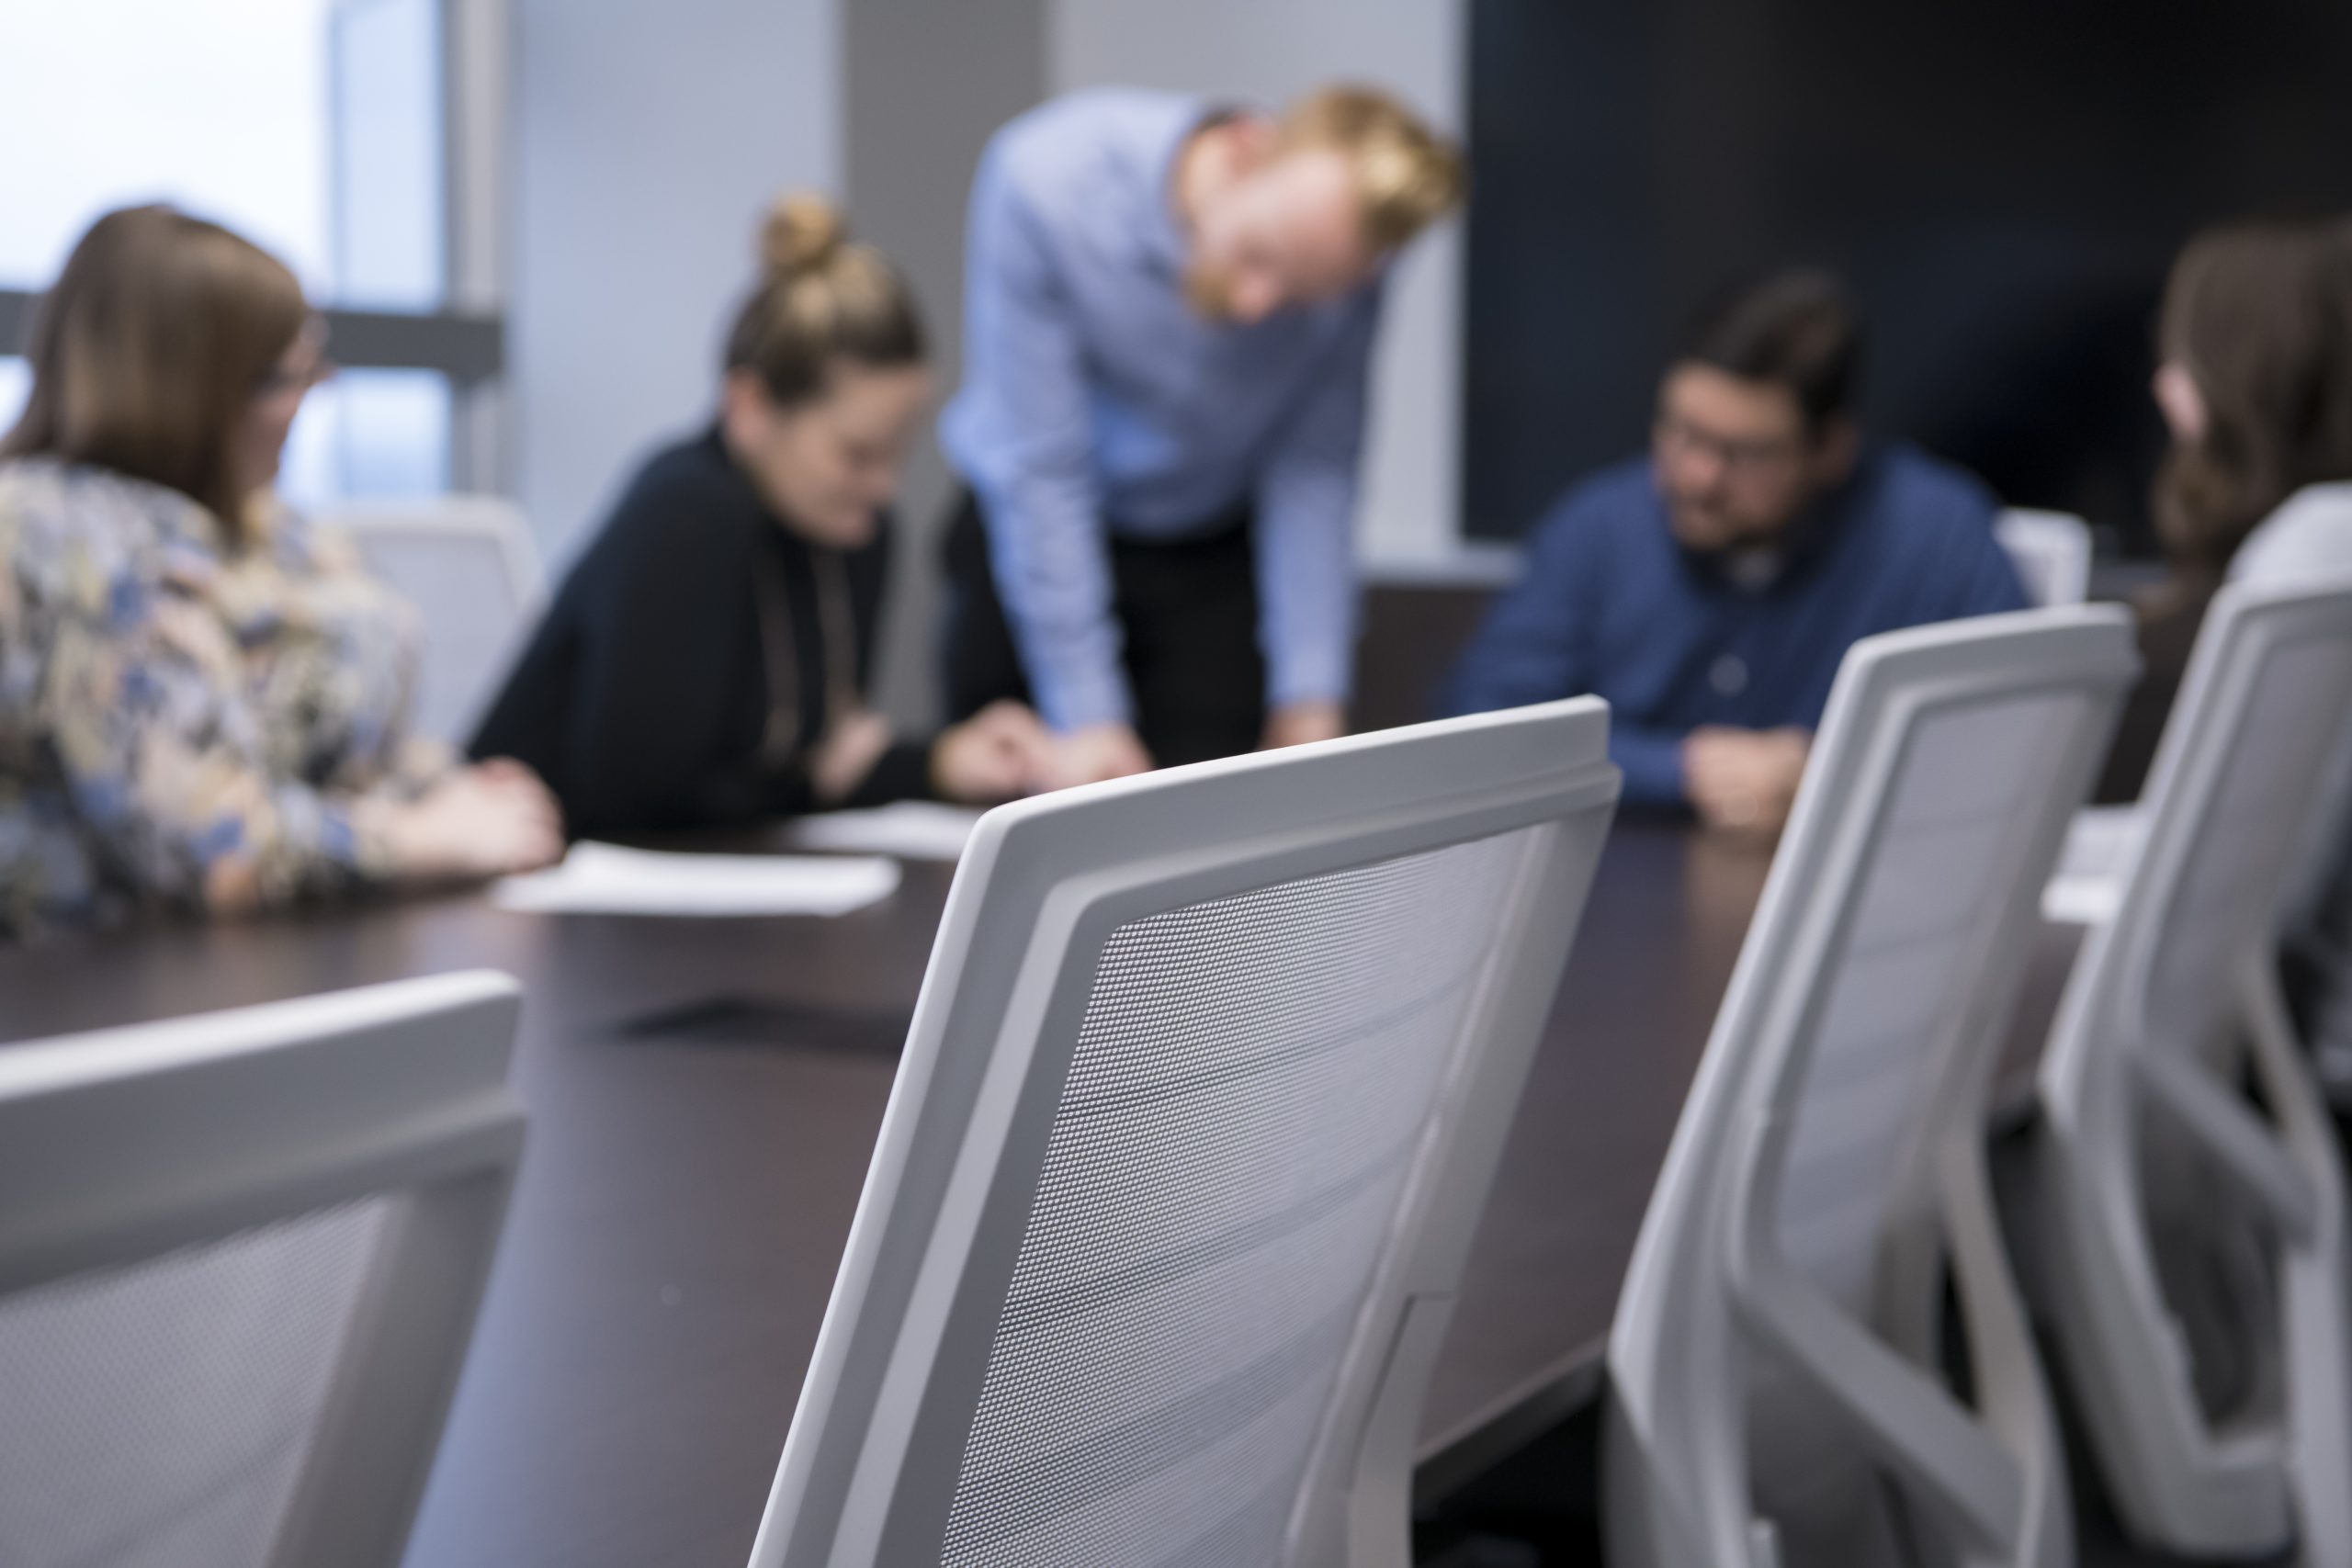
[0,205,562,937]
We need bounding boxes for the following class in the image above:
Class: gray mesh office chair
[1608,607,2139,1568]
[330,497,547,745]
[1996,510,2094,609]
[0,972,526,1568]
[747,701,1621,1568]
[2035,575,2352,1562]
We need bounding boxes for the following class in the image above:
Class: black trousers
[941,490,1265,767]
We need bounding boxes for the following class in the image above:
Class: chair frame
[327,497,548,619]
[329,496,548,743]
[1996,509,2095,609]
[2036,575,2352,1561]
[749,701,1621,1568]
[1608,606,2138,1568]
[0,971,526,1568]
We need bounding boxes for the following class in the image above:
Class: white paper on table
[2039,805,2145,925]
[492,842,900,917]
[786,801,985,863]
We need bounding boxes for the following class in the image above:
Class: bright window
[0,0,476,503]
[0,0,334,295]
[282,369,453,505]
[328,0,446,310]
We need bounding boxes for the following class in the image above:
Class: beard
[1666,497,1790,557]
[1183,260,1238,321]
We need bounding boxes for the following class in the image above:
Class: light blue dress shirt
[940,88,1383,732]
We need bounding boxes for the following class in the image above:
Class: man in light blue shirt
[940,85,1464,781]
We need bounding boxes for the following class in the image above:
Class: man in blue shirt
[940,86,1464,782]
[1448,271,2027,834]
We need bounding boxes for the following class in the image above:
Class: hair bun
[761,192,846,276]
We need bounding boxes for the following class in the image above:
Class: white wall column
[510,0,841,564]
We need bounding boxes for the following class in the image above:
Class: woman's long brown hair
[2153,220,2352,575]
[4,205,307,540]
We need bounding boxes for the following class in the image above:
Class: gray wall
[511,0,840,566]
[844,0,1046,729]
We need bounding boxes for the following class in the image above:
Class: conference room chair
[2034,574,2352,1564]
[1996,510,2095,608]
[0,971,526,1568]
[746,700,1622,1568]
[1607,606,2139,1568]
[327,496,548,745]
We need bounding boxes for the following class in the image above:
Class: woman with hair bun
[472,194,1052,836]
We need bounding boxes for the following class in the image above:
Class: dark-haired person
[2095,217,2352,802]
[0,205,562,938]
[470,196,1053,838]
[941,85,1466,782]
[1445,271,2025,836]
[2098,219,2352,1085]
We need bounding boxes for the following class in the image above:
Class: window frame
[0,0,509,494]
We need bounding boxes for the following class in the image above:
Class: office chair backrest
[1996,509,2094,608]
[1609,607,2137,1568]
[2120,579,2352,1058]
[749,702,1621,1568]
[0,972,526,1568]
[328,497,546,744]
[2036,573,2352,1559]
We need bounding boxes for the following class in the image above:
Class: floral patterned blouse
[0,458,449,937]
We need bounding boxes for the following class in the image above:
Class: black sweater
[469,427,932,836]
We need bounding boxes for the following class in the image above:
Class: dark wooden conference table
[0,817,1836,1566]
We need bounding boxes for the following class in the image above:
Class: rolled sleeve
[48,583,394,912]
[950,152,1130,732]
[1609,724,1692,807]
[1252,296,1376,712]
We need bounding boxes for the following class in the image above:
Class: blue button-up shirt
[1445,445,2028,805]
[940,88,1382,732]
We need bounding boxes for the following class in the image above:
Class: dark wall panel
[1464,0,2352,550]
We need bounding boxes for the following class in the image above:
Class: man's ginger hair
[1278,85,1467,253]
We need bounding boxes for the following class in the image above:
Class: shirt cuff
[1034,660,1136,734]
[1610,729,1690,807]
[335,793,405,885]
[1266,643,1354,713]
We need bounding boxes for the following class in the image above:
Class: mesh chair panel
[0,1197,390,1568]
[1774,692,2091,1313]
[2145,635,2352,1051]
[1995,513,2092,609]
[934,828,1533,1568]
[350,530,527,743]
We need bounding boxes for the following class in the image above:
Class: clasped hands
[1681,725,1811,838]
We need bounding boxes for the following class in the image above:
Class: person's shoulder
[0,457,213,606]
[1532,456,1659,540]
[2233,481,2352,585]
[582,432,758,571]
[613,431,748,518]
[996,87,1195,153]
[0,457,66,558]
[1845,444,2003,570]
[1867,442,2001,532]
[1507,457,1658,592]
[987,87,1197,196]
